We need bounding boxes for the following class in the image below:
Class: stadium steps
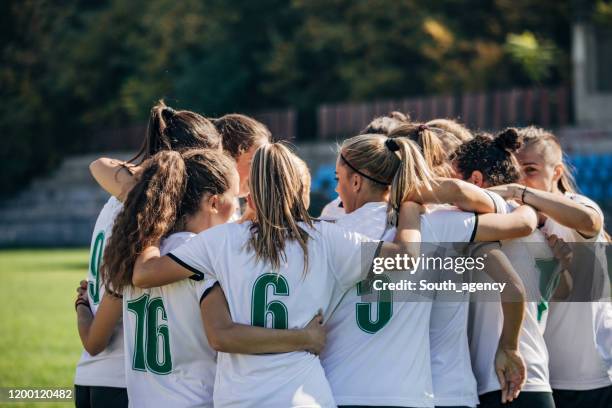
[0,153,132,247]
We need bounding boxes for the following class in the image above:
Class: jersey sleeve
[484,190,510,214]
[194,279,219,304]
[323,222,381,292]
[569,193,605,240]
[168,229,221,282]
[425,209,478,242]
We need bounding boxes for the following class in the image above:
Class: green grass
[0,249,89,408]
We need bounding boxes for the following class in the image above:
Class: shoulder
[160,232,197,255]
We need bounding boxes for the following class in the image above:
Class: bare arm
[488,184,603,238]
[89,158,141,202]
[412,178,495,214]
[473,245,526,403]
[378,201,422,260]
[132,246,194,288]
[76,293,122,356]
[474,205,538,242]
[201,285,325,354]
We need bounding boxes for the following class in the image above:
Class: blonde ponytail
[389,123,454,177]
[387,137,435,226]
[248,143,313,273]
[339,133,436,226]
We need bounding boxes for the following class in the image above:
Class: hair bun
[161,106,176,122]
[494,128,521,152]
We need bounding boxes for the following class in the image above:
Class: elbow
[206,332,230,353]
[578,212,602,237]
[84,341,106,356]
[518,217,537,237]
[132,266,153,289]
[132,272,153,289]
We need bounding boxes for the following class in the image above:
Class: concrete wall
[573,23,612,128]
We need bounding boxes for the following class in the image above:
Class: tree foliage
[1,0,579,196]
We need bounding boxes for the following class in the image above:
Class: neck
[350,189,388,212]
[184,213,214,234]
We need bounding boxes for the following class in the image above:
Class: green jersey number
[127,294,173,375]
[356,274,393,333]
[88,231,104,305]
[251,273,289,329]
[536,258,560,322]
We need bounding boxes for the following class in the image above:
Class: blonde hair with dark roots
[516,126,577,194]
[248,143,313,273]
[102,149,235,292]
[340,133,435,226]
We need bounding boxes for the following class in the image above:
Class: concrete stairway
[0,153,132,247]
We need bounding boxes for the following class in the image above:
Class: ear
[351,173,363,192]
[206,194,220,214]
[552,163,563,184]
[469,170,485,187]
[246,193,255,211]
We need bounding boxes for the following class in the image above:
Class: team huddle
[72,102,612,408]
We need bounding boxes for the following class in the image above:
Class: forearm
[416,179,495,213]
[521,188,601,237]
[476,247,525,349]
[89,158,138,201]
[133,246,192,288]
[76,305,96,353]
[499,300,525,350]
[208,324,308,354]
[475,207,537,241]
[380,202,422,260]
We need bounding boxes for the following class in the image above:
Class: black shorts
[74,385,128,408]
[478,390,555,408]
[552,385,612,408]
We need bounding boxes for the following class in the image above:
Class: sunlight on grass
[0,249,89,408]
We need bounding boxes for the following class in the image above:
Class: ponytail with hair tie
[385,137,400,152]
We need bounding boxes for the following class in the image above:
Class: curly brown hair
[102,149,235,292]
[453,128,522,186]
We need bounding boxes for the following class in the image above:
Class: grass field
[0,249,89,408]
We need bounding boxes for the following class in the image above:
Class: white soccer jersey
[123,232,217,408]
[469,196,554,395]
[169,221,378,408]
[541,192,612,390]
[320,197,345,221]
[424,205,480,407]
[74,196,126,388]
[321,202,478,407]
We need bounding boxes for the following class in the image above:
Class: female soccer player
[321,129,532,408]
[488,126,612,408]
[212,113,271,198]
[131,142,425,407]
[88,149,326,408]
[453,128,560,408]
[74,100,220,408]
